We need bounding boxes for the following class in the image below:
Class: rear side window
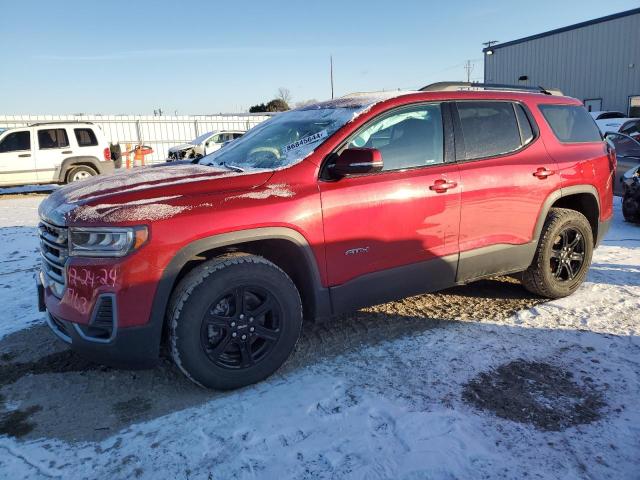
[514,104,534,145]
[539,105,602,143]
[455,101,522,160]
[38,128,69,149]
[0,131,30,152]
[74,128,98,147]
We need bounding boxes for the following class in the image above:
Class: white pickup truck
[0,122,115,186]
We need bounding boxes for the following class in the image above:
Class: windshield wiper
[214,161,244,172]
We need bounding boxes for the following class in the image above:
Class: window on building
[629,96,640,118]
[0,131,31,153]
[539,105,602,143]
[456,101,522,159]
[74,128,98,147]
[38,129,69,149]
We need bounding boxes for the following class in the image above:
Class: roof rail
[420,82,563,96]
[28,121,95,127]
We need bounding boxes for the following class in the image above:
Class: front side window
[38,128,69,149]
[539,105,602,143]
[347,104,443,170]
[456,101,522,160]
[74,128,98,147]
[0,131,30,153]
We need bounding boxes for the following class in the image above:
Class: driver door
[0,129,36,186]
[318,103,461,312]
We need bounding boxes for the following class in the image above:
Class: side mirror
[327,148,383,178]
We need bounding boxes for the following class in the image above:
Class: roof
[483,7,640,52]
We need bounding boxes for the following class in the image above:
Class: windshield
[191,131,216,145]
[199,107,360,170]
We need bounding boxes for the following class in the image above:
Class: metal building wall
[484,12,640,113]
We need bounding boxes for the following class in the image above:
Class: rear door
[34,127,73,182]
[0,129,36,185]
[453,100,560,282]
[319,102,461,311]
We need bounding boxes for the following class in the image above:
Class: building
[483,8,640,116]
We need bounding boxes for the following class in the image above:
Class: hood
[168,143,195,152]
[39,164,273,225]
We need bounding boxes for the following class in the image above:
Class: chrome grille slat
[39,220,68,298]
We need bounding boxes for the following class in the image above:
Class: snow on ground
[0,195,638,480]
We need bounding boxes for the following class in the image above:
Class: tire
[521,208,594,299]
[66,165,97,183]
[622,192,640,223]
[168,253,303,390]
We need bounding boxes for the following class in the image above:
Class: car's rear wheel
[521,208,594,299]
[67,165,97,183]
[168,253,303,390]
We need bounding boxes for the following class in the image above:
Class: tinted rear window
[539,105,602,143]
[456,101,522,159]
[74,128,98,147]
[38,128,69,149]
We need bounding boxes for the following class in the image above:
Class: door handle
[429,179,458,193]
[533,167,555,179]
[18,154,31,158]
[62,150,73,154]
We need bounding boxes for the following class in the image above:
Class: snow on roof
[300,91,417,111]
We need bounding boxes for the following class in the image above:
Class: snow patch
[226,184,294,201]
[72,196,189,222]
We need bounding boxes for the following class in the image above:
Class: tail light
[605,141,616,173]
[103,147,111,161]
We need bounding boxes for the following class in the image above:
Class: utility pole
[330,55,334,99]
[464,60,474,83]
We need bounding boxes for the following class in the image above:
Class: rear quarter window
[539,105,602,143]
[74,128,98,147]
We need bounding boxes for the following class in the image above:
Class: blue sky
[0,0,637,114]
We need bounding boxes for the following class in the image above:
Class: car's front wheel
[521,208,594,298]
[168,253,303,390]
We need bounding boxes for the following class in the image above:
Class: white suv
[0,122,115,186]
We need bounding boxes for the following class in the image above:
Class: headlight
[69,226,148,257]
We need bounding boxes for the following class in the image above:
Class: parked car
[605,132,640,195]
[590,111,637,134]
[166,130,244,161]
[619,119,640,142]
[0,122,114,186]
[621,165,640,223]
[38,84,613,390]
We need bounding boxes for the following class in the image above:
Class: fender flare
[146,227,331,339]
[58,156,102,182]
[533,184,601,242]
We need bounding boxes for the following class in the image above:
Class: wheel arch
[149,227,331,342]
[58,156,101,182]
[534,185,601,245]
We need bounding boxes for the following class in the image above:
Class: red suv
[37,84,614,389]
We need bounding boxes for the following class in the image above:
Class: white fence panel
[0,114,272,164]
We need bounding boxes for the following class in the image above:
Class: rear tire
[622,192,640,223]
[66,165,97,183]
[521,208,593,299]
[168,253,303,390]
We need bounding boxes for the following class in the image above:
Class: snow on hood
[301,91,417,118]
[38,164,271,225]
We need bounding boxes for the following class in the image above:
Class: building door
[584,99,602,112]
[629,96,640,117]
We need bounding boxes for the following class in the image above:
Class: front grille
[39,221,68,298]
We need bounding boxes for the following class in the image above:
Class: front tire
[522,208,594,299]
[168,254,303,390]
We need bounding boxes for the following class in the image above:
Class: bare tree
[276,87,292,104]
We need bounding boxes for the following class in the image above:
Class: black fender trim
[146,227,331,352]
[59,156,114,182]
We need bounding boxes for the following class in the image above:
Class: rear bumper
[96,161,115,176]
